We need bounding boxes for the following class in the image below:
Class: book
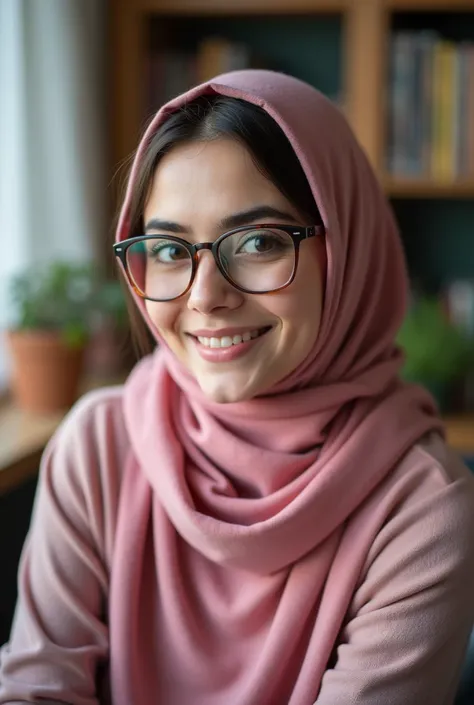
[196,37,251,85]
[432,41,457,182]
[387,32,474,182]
[466,45,474,177]
[419,32,437,177]
[389,33,416,175]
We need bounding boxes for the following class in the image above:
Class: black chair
[455,631,474,704]
[455,456,474,704]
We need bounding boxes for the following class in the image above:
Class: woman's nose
[186,250,243,313]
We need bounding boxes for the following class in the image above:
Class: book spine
[456,45,468,177]
[197,37,241,84]
[453,44,464,178]
[432,41,443,180]
[419,32,436,177]
[410,35,423,176]
[147,51,165,115]
[225,42,251,72]
[432,41,456,182]
[389,33,416,176]
[386,35,397,173]
[467,46,474,177]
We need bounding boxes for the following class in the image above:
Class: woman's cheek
[145,300,181,339]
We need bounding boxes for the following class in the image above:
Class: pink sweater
[1,385,474,704]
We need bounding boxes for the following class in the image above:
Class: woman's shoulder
[61,383,127,433]
[347,432,474,590]
[365,432,474,572]
[52,384,129,464]
[401,432,474,496]
[35,385,131,568]
[346,434,474,624]
[380,432,474,534]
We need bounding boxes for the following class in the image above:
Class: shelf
[445,415,474,454]
[0,375,125,497]
[138,0,474,14]
[385,0,474,10]
[383,176,474,199]
[139,0,349,14]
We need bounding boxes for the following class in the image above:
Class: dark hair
[120,95,320,358]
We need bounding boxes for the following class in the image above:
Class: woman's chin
[195,370,268,404]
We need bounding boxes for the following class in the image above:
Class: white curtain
[0,0,107,387]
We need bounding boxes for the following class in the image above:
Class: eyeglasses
[113,223,325,302]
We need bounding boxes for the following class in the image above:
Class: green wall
[152,14,342,99]
[393,200,474,290]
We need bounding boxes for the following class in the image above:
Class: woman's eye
[148,242,187,263]
[237,232,285,255]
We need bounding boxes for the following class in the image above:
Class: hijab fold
[110,70,442,705]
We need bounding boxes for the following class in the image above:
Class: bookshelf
[138,0,351,12]
[110,0,474,198]
[110,0,474,275]
[385,177,474,198]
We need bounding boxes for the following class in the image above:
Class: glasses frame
[113,223,325,302]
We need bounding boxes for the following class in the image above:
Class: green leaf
[397,296,474,384]
[61,322,88,349]
[8,260,97,339]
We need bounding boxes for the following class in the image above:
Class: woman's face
[143,138,324,403]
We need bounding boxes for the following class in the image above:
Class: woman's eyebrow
[144,205,297,236]
[144,218,190,234]
[219,205,298,230]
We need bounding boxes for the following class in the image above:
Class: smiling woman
[138,135,325,402]
[1,71,474,705]
[114,95,327,403]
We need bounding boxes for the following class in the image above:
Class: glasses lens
[218,228,295,292]
[126,237,192,301]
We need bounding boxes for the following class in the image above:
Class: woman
[1,69,474,705]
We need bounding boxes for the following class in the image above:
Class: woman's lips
[188,327,271,363]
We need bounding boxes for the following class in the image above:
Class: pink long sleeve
[1,390,474,704]
[0,390,125,704]
[316,439,474,704]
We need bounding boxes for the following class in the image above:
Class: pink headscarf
[112,70,442,704]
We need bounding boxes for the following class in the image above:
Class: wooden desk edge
[0,376,127,497]
[0,447,45,496]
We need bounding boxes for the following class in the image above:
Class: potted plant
[6,260,96,414]
[397,296,474,413]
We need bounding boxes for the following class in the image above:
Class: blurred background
[1,2,474,686]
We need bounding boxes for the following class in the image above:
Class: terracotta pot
[6,330,86,414]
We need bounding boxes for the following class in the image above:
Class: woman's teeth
[197,330,262,348]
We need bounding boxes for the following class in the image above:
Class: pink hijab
[112,70,442,704]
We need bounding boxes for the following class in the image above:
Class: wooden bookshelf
[386,0,474,9]
[139,0,350,13]
[128,0,474,11]
[384,177,474,198]
[110,0,474,187]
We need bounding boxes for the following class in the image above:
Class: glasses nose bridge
[186,240,233,302]
[194,241,213,253]
[192,241,219,267]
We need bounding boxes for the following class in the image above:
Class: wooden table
[1,387,474,497]
[0,405,62,495]
[0,376,125,496]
